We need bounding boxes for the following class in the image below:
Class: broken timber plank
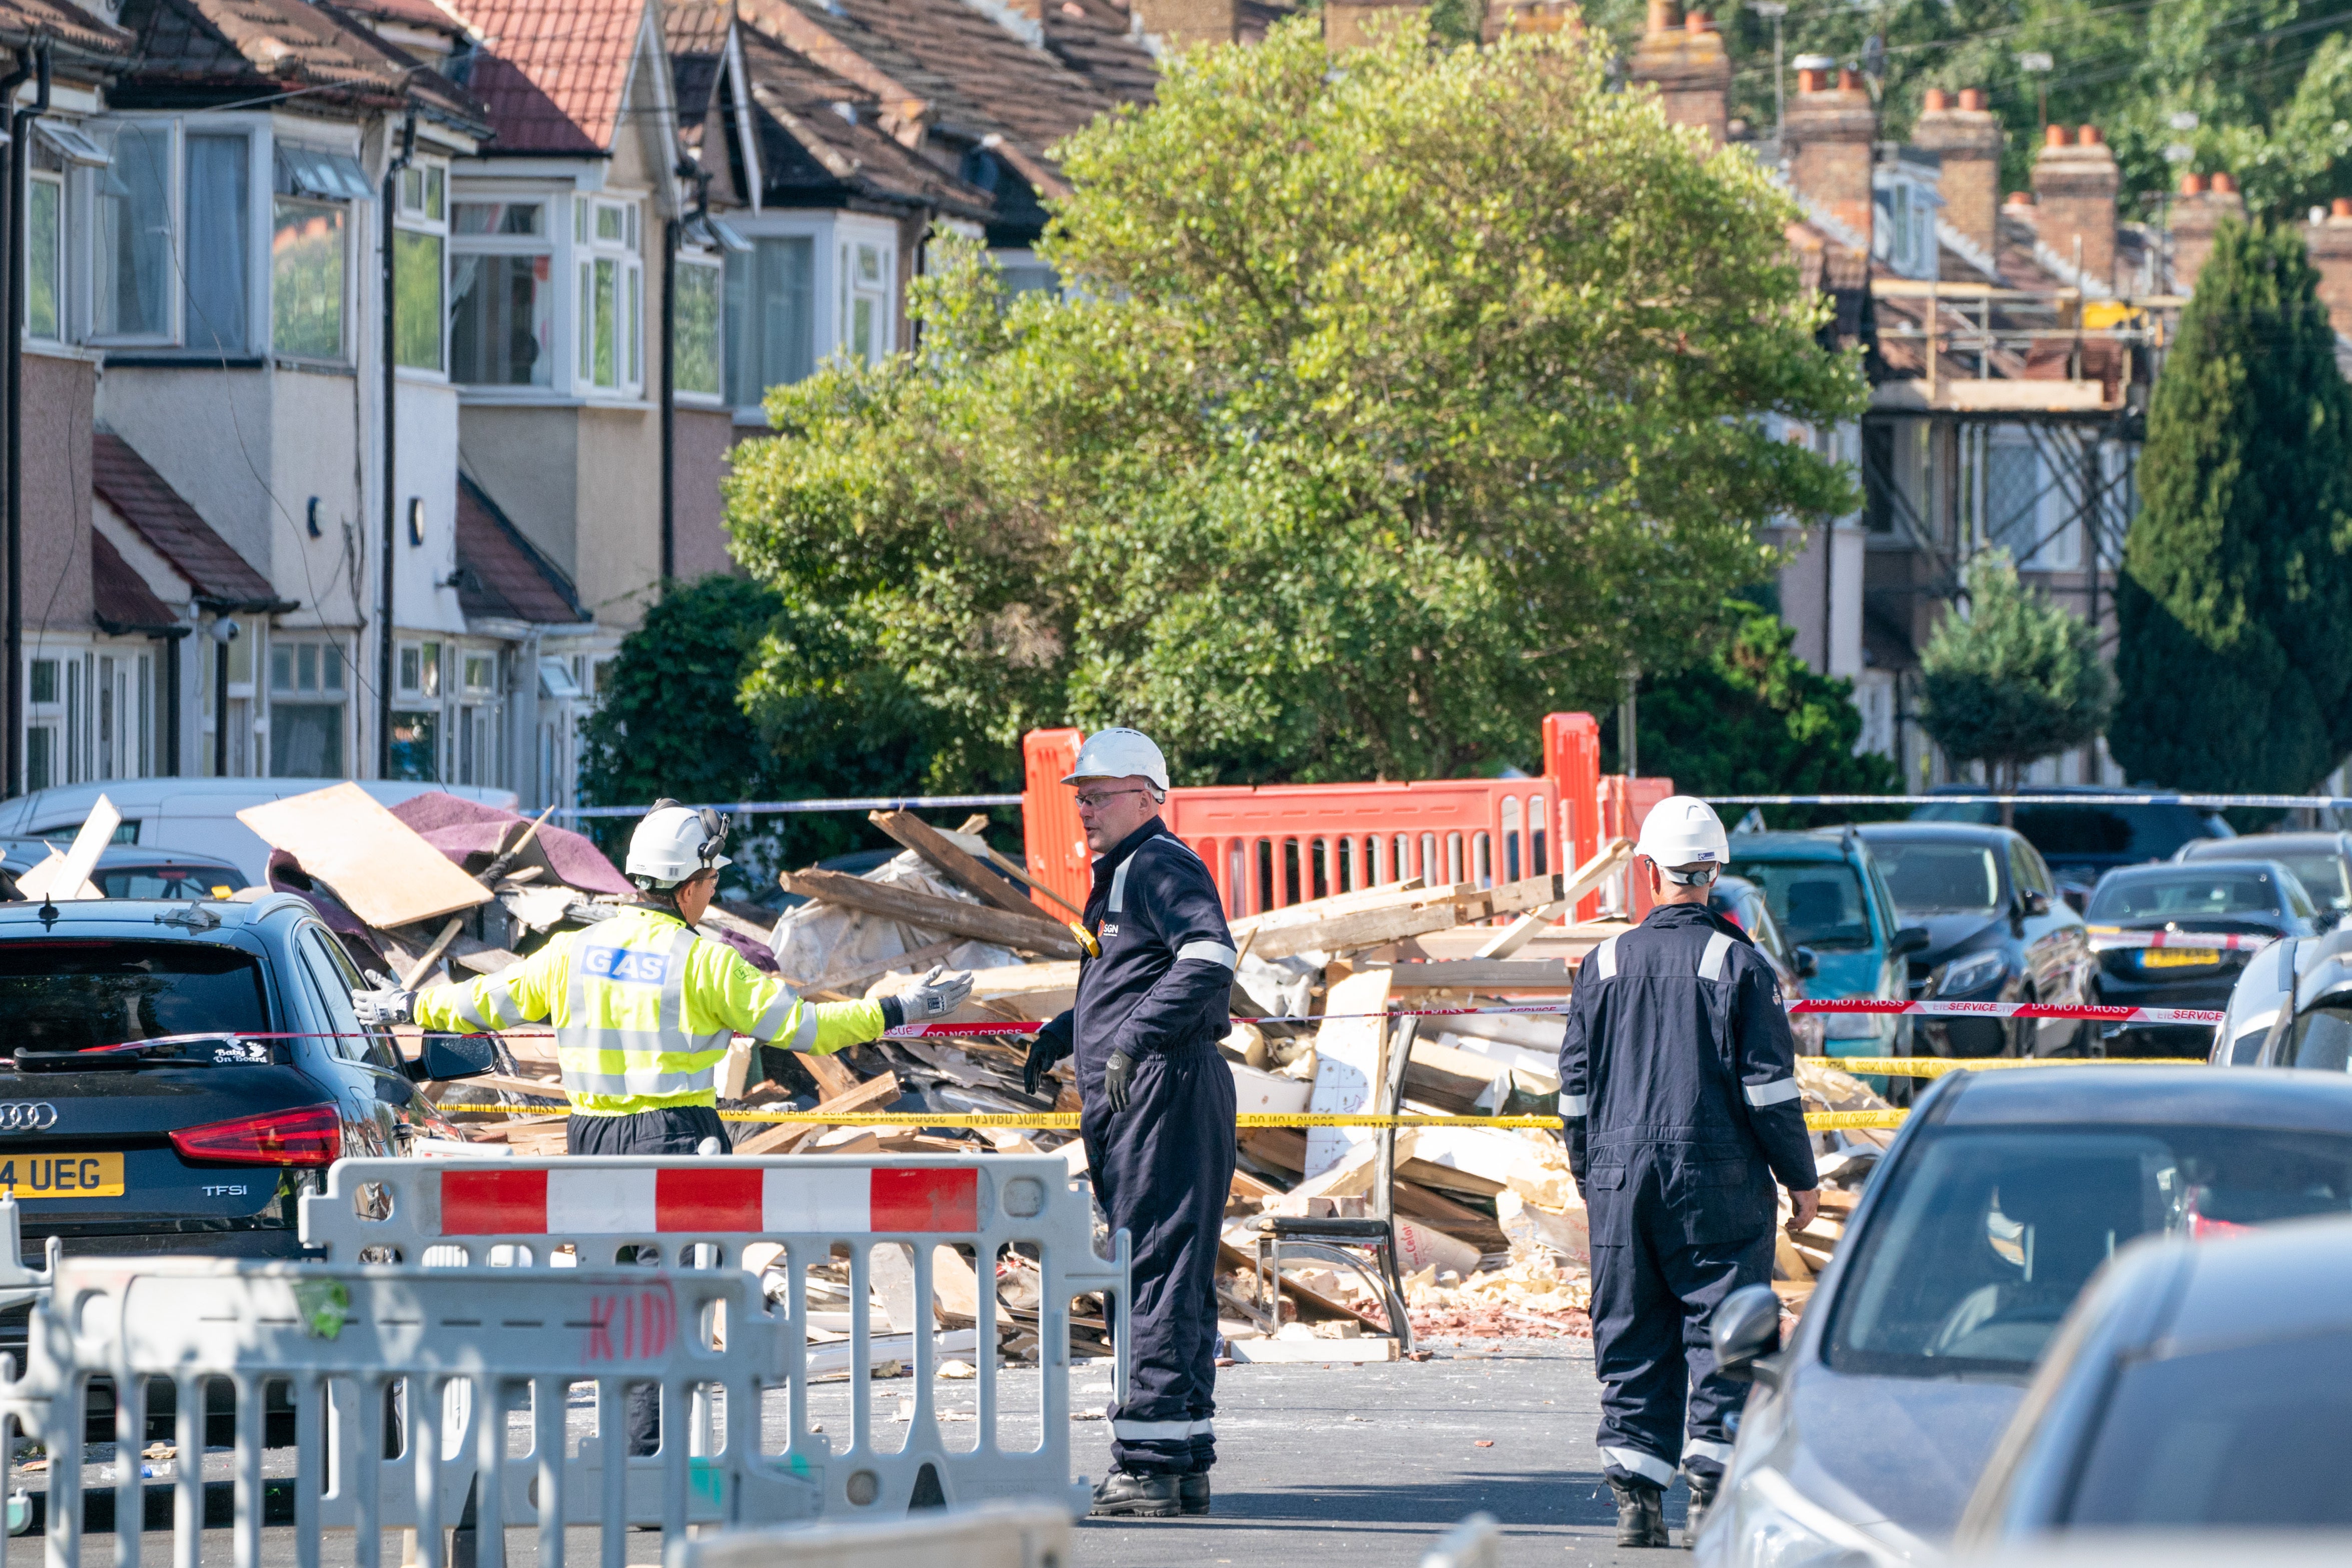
[796,937,966,997]
[869,810,1039,917]
[1472,839,1634,959]
[1240,873,1567,962]
[1369,960,1574,991]
[735,1069,901,1156]
[780,868,1082,959]
[238,781,492,930]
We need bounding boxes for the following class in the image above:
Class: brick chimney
[2302,197,2352,336]
[1784,60,1877,247]
[1910,87,2002,261]
[2169,170,2246,295]
[1132,0,1239,48]
[1625,2,1732,145]
[2031,124,2120,289]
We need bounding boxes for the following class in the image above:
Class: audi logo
[0,1104,58,1133]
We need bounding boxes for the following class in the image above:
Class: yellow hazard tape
[1826,1056,2194,1078]
[444,1104,1901,1132]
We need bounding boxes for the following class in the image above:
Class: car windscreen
[1913,801,2221,861]
[2086,871,2282,921]
[1727,859,1873,949]
[2065,1327,2352,1527]
[1871,841,2002,916]
[2264,852,2351,914]
[0,941,268,1052]
[1824,1126,2352,1380]
[96,867,239,900]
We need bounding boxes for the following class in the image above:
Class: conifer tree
[1921,552,2112,790]
[2112,220,2352,791]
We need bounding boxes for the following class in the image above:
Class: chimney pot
[2179,172,2206,195]
[2212,171,2238,194]
[1923,88,1949,112]
[2077,124,2102,146]
[2007,191,2033,206]
[1646,0,1678,34]
[1837,67,1861,91]
[1686,9,1711,32]
[1958,87,1986,111]
[1797,66,1822,93]
[2044,123,2067,148]
[2334,198,2352,219]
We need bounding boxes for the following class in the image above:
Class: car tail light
[170,1104,341,1168]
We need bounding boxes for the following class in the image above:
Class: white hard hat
[1061,727,1170,794]
[626,801,731,888]
[1635,796,1730,879]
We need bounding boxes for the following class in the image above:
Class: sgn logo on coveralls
[582,946,671,984]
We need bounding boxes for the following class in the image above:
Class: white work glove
[899,965,974,1021]
[352,971,415,1027]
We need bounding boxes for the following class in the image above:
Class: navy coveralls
[1035,819,1239,1476]
[1559,902,1818,1490]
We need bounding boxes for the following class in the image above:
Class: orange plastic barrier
[1021,714,1670,924]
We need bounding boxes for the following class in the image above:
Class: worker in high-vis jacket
[1021,728,1238,1521]
[1558,796,1819,1549]
[353,801,971,1156]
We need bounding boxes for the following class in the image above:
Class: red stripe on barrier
[442,1169,548,1235]
[655,1167,763,1231]
[869,1167,978,1233]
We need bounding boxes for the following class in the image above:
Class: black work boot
[1685,1472,1720,1546]
[1610,1478,1670,1548]
[1091,1470,1182,1518]
[1180,1471,1210,1516]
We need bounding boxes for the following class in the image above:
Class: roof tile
[90,528,182,634]
[451,0,645,152]
[455,475,589,624]
[91,432,282,610]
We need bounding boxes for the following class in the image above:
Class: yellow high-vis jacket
[409,904,886,1117]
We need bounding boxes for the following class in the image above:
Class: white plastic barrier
[301,1156,1130,1519]
[1421,1512,1501,1568]
[10,1255,812,1568]
[672,1500,1071,1568]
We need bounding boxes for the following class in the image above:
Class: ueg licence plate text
[0,1153,124,1198]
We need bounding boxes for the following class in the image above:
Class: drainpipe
[658,161,710,589]
[0,45,34,798]
[377,113,415,778]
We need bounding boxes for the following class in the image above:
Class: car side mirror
[1712,1283,1786,1389]
[404,1034,500,1083]
[1892,926,1931,957]
[2018,890,2050,918]
[1795,946,1820,979]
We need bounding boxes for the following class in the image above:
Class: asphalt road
[1075,1339,1693,1567]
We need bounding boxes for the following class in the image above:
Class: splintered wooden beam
[1240,872,1569,962]
[868,810,1039,917]
[1471,838,1634,959]
[780,868,1082,960]
[734,1069,902,1156]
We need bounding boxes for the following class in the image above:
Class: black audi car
[1856,822,2096,1059]
[2085,860,2327,1055]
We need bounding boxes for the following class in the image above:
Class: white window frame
[26,167,64,343]
[673,246,724,406]
[449,191,558,391]
[723,213,894,422]
[839,234,893,365]
[394,160,449,378]
[574,193,644,397]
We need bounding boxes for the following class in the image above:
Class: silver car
[1693,1067,2352,1567]
[1956,1214,2352,1547]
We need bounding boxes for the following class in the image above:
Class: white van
[0,780,520,887]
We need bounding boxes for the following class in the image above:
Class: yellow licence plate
[0,1153,124,1199]
[2142,948,2221,968]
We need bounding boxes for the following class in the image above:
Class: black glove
[1025,1014,1074,1097]
[1104,1050,1135,1114]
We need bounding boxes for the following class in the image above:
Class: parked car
[1856,823,2096,1059]
[2209,921,2352,1069]
[1709,873,1825,1055]
[2084,860,2325,1056]
[0,893,495,1332]
[1692,1066,2352,1568]
[2179,830,2352,929]
[0,779,520,887]
[1911,786,2235,911]
[1955,1215,2352,1547]
[1725,829,1927,1061]
[0,837,245,901]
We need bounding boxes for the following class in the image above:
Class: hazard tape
[2085,929,2274,953]
[1789,998,2224,1025]
[444,1103,1895,1133]
[1825,1055,2204,1077]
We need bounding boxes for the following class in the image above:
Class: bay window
[395,164,446,371]
[95,123,175,340]
[842,239,890,363]
[576,197,642,393]
[26,171,59,339]
[183,133,249,352]
[723,235,813,406]
[268,143,367,361]
[450,199,552,386]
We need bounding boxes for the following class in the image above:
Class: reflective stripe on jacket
[410,905,886,1116]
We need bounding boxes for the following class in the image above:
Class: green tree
[725,20,1864,787]
[1626,599,1900,813]
[1919,551,2113,790]
[2112,220,2352,792]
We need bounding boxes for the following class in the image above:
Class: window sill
[24,339,105,365]
[456,388,655,412]
[104,352,269,370]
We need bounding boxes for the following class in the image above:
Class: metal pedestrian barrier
[7,1255,813,1567]
[301,1155,1129,1518]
